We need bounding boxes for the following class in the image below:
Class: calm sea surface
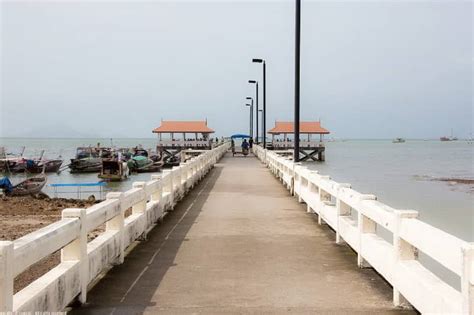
[0,137,473,289]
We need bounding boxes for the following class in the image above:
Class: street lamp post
[252,58,266,148]
[245,103,253,137]
[294,0,301,162]
[258,109,263,140]
[248,80,259,143]
[246,97,254,138]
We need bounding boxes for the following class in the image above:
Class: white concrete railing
[272,140,323,148]
[158,140,211,147]
[0,143,230,312]
[253,145,473,314]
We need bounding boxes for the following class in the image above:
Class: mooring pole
[294,0,301,162]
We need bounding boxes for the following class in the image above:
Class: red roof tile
[268,121,330,134]
[152,121,214,133]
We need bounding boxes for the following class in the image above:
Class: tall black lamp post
[245,103,253,137]
[245,97,254,138]
[258,109,263,140]
[252,58,266,148]
[294,0,301,162]
[248,80,259,143]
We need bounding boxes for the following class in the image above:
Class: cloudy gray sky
[1,0,472,139]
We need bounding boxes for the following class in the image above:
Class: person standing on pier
[241,139,250,156]
[249,137,254,148]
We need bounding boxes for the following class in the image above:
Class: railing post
[133,182,148,238]
[392,209,418,308]
[292,162,301,197]
[172,166,181,193]
[105,192,124,264]
[462,243,474,314]
[162,170,174,209]
[0,241,13,312]
[317,186,331,225]
[357,194,377,268]
[336,183,351,244]
[132,182,147,215]
[150,174,162,203]
[150,174,163,223]
[186,162,192,182]
[188,159,195,185]
[62,208,88,304]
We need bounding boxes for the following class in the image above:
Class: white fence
[254,145,473,314]
[272,140,322,149]
[0,143,229,312]
[158,140,211,147]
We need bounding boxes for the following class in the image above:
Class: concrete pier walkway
[72,154,413,314]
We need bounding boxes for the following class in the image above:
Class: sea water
[308,140,473,242]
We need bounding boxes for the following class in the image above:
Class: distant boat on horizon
[440,129,458,142]
[392,138,406,143]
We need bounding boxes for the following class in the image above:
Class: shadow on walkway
[70,164,224,315]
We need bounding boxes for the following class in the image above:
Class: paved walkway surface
[72,154,414,314]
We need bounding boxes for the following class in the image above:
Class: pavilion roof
[268,121,330,135]
[152,120,214,134]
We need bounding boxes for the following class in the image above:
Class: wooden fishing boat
[69,147,111,173]
[98,159,130,181]
[9,174,47,196]
[26,159,63,173]
[0,147,26,173]
[135,161,163,173]
[69,156,102,173]
[127,155,163,173]
[4,159,27,173]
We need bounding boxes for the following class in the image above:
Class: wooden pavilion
[268,121,330,161]
[152,120,215,165]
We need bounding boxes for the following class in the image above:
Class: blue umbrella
[231,134,251,139]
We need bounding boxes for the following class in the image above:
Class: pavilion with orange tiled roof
[153,120,216,163]
[268,121,330,161]
[268,121,330,135]
[152,120,215,135]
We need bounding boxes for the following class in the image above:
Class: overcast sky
[1,0,472,139]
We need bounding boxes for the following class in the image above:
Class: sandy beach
[0,195,98,292]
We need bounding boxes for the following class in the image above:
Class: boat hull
[99,160,129,181]
[69,158,102,173]
[9,174,47,196]
[27,160,63,173]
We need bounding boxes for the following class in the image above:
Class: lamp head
[248,80,257,84]
[246,96,252,100]
[252,58,264,63]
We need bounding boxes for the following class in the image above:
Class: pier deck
[72,154,412,314]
